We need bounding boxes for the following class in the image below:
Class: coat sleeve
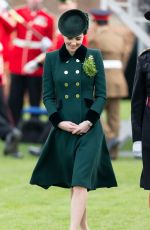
[43,53,63,127]
[86,50,106,124]
[131,56,147,142]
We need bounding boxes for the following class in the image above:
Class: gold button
[76,82,80,87]
[76,94,80,99]
[64,83,68,87]
[65,94,69,99]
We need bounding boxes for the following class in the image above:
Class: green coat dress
[30,45,117,190]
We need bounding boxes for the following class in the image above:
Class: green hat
[58,0,67,3]
[58,9,89,37]
[144,11,150,21]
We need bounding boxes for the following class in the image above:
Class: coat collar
[59,44,87,62]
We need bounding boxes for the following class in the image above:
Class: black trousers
[0,86,12,139]
[8,74,42,125]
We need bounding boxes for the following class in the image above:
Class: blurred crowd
[0,0,137,159]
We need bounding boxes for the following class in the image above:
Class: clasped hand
[58,121,91,135]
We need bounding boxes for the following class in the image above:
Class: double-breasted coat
[30,45,117,190]
[131,49,150,190]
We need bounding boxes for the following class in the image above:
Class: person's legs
[0,114,12,139]
[106,98,120,159]
[103,101,116,139]
[69,186,88,230]
[107,98,120,137]
[8,74,26,125]
[27,76,42,118]
[80,208,89,230]
[0,86,10,122]
[0,113,22,158]
[70,189,89,230]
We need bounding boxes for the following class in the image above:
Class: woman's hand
[58,121,78,132]
[72,121,92,135]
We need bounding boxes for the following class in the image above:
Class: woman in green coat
[30,9,117,230]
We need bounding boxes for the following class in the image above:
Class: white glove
[23,60,38,74]
[40,36,53,52]
[0,0,9,12]
[132,141,142,158]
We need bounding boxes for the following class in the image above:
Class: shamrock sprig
[83,55,97,78]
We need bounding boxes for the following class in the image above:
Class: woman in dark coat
[131,11,150,193]
[30,9,117,230]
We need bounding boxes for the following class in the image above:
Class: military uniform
[0,5,55,124]
[0,20,22,157]
[0,21,11,123]
[30,44,117,190]
[131,48,150,190]
[88,10,131,159]
[0,42,13,139]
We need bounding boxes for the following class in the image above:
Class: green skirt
[30,121,117,190]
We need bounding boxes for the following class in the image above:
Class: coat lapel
[59,44,87,62]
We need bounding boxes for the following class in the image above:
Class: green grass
[0,142,150,230]
[102,99,131,122]
[120,99,131,120]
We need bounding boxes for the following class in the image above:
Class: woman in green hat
[30,9,117,230]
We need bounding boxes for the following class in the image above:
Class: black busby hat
[144,11,150,21]
[58,9,89,37]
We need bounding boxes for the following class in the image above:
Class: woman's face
[63,34,84,55]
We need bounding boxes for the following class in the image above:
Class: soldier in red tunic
[0,0,55,125]
[0,9,22,158]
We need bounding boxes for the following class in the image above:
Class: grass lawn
[0,141,150,230]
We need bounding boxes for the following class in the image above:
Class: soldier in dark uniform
[131,11,150,192]
[30,9,117,230]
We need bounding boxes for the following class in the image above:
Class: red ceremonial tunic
[0,6,55,77]
[0,43,4,86]
[0,21,11,86]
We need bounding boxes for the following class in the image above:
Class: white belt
[103,60,122,69]
[0,43,3,52]
[0,55,4,75]
[13,38,42,49]
[0,43,4,75]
